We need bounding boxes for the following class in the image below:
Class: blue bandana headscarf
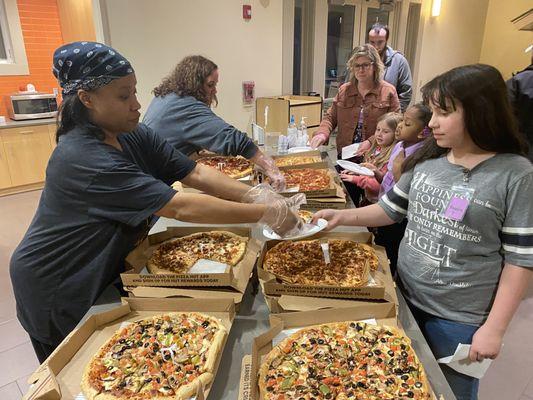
[52,41,134,96]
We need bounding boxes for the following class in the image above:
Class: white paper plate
[336,159,374,176]
[263,218,328,240]
[288,146,313,154]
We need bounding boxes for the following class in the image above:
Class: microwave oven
[6,92,58,120]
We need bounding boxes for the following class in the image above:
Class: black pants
[335,162,364,207]
[30,336,59,363]
[374,219,408,278]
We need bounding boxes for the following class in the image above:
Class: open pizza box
[255,162,342,198]
[262,275,399,314]
[122,226,262,292]
[271,149,323,170]
[300,184,347,210]
[23,297,236,400]
[257,231,395,301]
[238,303,440,400]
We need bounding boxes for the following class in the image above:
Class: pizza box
[122,226,262,292]
[271,149,323,170]
[24,297,236,400]
[125,286,246,312]
[262,278,399,313]
[257,231,394,301]
[300,185,347,210]
[239,303,440,400]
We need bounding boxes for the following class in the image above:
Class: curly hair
[153,55,218,105]
[347,44,384,85]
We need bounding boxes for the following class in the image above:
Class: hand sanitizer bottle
[287,115,298,148]
[297,117,308,147]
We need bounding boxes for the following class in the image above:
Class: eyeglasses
[353,62,374,70]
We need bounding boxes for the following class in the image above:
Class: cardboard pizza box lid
[122,226,261,293]
[24,297,236,400]
[238,355,253,400]
[257,231,395,302]
[125,286,245,311]
[267,293,398,313]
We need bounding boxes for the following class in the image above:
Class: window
[0,0,28,75]
[325,2,355,98]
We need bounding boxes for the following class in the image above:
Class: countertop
[0,117,56,129]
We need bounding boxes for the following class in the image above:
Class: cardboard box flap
[269,302,397,328]
[126,286,244,304]
[25,365,60,400]
[121,297,236,316]
[251,321,284,397]
[238,355,253,400]
[277,295,385,311]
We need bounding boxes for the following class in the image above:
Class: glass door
[325,1,355,99]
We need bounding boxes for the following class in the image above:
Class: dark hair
[403,64,529,171]
[369,23,389,40]
[409,102,432,128]
[55,94,103,143]
[153,55,218,106]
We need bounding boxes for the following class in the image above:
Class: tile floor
[0,189,532,399]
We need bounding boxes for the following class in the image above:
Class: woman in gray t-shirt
[314,64,532,400]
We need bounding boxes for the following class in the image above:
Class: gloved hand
[251,153,286,192]
[309,133,328,149]
[242,184,306,237]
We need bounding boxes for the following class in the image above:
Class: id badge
[441,185,475,222]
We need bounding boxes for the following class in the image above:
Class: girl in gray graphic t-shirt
[314,64,533,400]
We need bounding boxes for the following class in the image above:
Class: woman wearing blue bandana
[9,42,302,362]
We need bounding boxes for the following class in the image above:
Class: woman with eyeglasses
[310,44,400,154]
[310,44,400,205]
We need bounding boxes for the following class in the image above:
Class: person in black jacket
[507,54,533,162]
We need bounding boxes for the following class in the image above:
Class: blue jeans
[407,302,480,400]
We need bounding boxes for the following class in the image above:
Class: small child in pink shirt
[339,112,402,205]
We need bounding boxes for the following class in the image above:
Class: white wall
[414,0,489,101]
[101,0,284,134]
[479,0,533,79]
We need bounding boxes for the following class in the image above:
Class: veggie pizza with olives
[259,321,431,399]
[81,312,227,400]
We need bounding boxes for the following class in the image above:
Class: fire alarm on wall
[243,5,251,19]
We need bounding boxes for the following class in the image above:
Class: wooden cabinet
[0,124,54,194]
[0,141,12,189]
[48,124,57,150]
[255,95,322,137]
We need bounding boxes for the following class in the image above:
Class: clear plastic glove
[242,184,305,237]
[251,153,286,192]
[241,183,281,204]
[309,133,327,149]
[261,198,304,237]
